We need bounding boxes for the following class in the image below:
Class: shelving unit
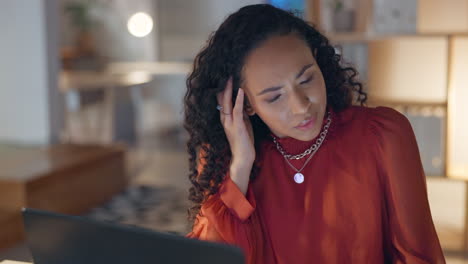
[306,0,374,44]
[306,0,468,253]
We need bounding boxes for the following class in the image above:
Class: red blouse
[187,106,445,264]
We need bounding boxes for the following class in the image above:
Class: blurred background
[0,0,467,263]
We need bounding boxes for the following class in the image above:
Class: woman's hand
[217,78,255,194]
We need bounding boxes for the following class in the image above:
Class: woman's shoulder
[349,106,414,141]
[338,105,409,127]
[336,105,413,139]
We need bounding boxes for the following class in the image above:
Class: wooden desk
[0,144,127,249]
[106,61,191,76]
[60,62,191,144]
[59,70,152,93]
[60,70,152,144]
[0,261,31,264]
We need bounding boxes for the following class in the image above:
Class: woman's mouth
[294,115,317,130]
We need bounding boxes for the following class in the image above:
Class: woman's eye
[300,76,313,85]
[268,94,281,103]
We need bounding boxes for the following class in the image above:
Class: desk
[60,62,191,144]
[108,62,191,134]
[106,61,191,76]
[0,144,126,249]
[60,70,152,144]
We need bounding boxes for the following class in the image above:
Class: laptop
[22,208,245,264]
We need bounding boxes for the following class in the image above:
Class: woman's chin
[294,129,321,142]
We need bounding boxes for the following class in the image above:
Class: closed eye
[268,94,281,103]
[300,76,313,85]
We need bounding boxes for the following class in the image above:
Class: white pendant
[294,173,304,184]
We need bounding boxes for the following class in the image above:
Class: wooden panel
[0,182,24,212]
[0,211,24,250]
[418,0,468,33]
[447,35,468,180]
[354,0,373,33]
[306,0,322,28]
[368,36,449,104]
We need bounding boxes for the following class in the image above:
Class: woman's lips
[294,115,317,130]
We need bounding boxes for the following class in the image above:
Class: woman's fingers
[216,91,226,123]
[223,78,233,112]
[217,78,234,125]
[233,88,245,123]
[216,91,223,107]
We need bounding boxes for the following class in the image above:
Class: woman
[184,4,445,264]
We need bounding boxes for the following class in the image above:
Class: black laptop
[22,208,245,264]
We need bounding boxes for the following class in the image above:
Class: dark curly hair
[184,4,367,223]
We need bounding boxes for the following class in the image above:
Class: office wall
[0,0,63,145]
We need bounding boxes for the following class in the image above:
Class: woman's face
[242,33,327,141]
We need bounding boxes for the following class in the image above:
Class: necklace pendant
[294,173,304,184]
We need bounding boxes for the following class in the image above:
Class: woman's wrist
[229,160,253,195]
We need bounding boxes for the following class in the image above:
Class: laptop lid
[22,208,245,264]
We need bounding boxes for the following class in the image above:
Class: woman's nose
[289,89,310,115]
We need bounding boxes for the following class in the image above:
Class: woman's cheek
[276,111,290,126]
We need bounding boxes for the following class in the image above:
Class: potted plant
[330,0,355,32]
[64,0,98,56]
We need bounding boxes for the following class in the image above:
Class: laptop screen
[22,208,245,264]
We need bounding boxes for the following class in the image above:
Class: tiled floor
[1,129,468,263]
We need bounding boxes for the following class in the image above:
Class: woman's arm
[186,149,265,264]
[370,107,445,264]
[187,171,263,264]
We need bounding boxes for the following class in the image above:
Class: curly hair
[183,4,367,223]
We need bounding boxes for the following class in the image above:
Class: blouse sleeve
[186,151,264,264]
[369,106,445,263]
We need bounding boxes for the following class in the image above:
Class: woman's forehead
[242,34,316,90]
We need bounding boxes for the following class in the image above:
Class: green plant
[330,0,344,13]
[64,0,102,32]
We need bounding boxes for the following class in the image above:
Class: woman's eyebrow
[257,85,282,96]
[256,63,314,96]
[296,63,314,79]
